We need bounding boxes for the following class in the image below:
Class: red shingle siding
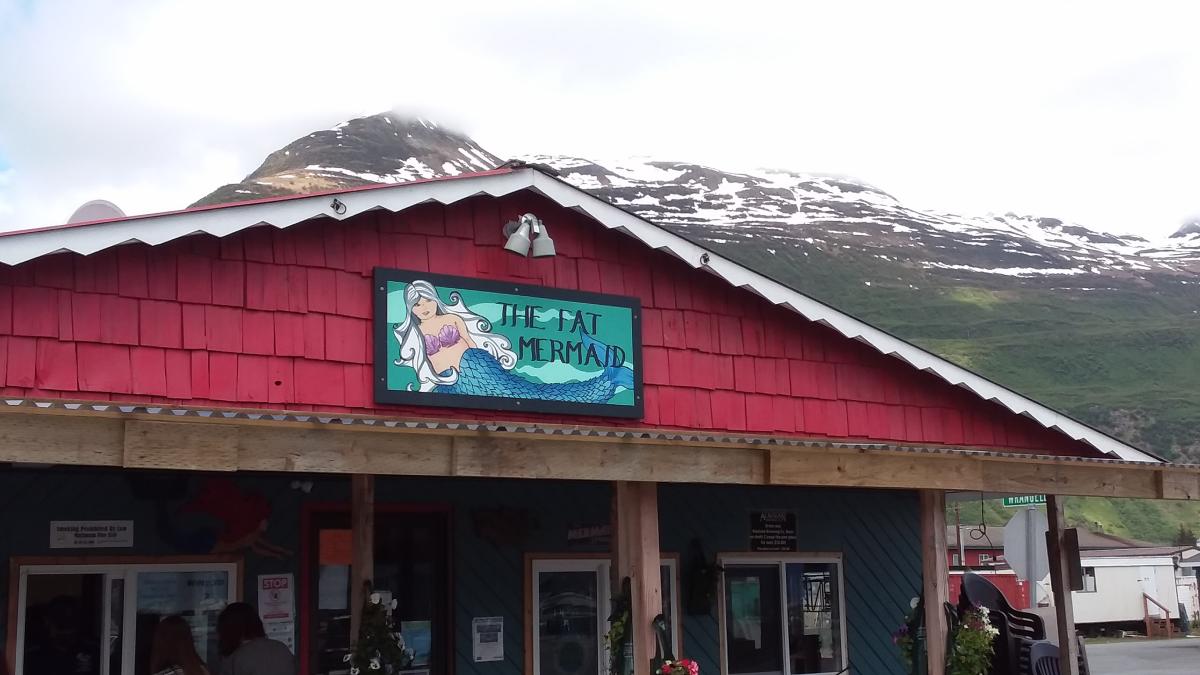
[0,192,1100,456]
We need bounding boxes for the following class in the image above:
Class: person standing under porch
[216,603,295,675]
[150,616,210,675]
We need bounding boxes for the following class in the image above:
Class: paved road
[1087,638,1200,675]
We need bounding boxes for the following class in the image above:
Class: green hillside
[706,238,1200,544]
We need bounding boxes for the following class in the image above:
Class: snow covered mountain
[197,113,1200,288]
[524,155,1200,284]
[194,115,502,207]
[193,112,1200,537]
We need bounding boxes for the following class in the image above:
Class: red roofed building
[0,165,1190,675]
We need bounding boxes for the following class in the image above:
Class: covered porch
[2,401,1196,675]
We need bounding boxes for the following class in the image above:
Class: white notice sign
[472,616,503,662]
[50,520,133,549]
[258,574,295,622]
[258,574,296,653]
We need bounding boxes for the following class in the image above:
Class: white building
[1070,546,1199,629]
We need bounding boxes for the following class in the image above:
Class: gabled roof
[0,166,1161,462]
[1080,545,1192,559]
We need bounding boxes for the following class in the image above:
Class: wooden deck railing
[1143,593,1174,639]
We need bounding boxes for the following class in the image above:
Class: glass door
[531,560,608,675]
[724,565,785,675]
[307,509,450,675]
[17,572,110,675]
[15,562,238,675]
[126,568,234,674]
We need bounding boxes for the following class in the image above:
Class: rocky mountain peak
[1173,219,1200,239]
[191,113,502,207]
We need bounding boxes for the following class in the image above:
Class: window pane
[108,577,125,675]
[785,563,842,674]
[538,570,600,675]
[724,566,783,675]
[22,574,106,675]
[134,571,230,674]
[660,565,673,654]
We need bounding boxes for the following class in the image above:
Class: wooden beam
[350,474,375,642]
[614,482,662,675]
[0,407,1197,499]
[452,436,766,484]
[768,447,1166,498]
[1046,495,1080,675]
[0,414,123,466]
[124,420,238,471]
[920,490,949,675]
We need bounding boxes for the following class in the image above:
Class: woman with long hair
[393,280,633,401]
[216,603,294,675]
[150,616,209,675]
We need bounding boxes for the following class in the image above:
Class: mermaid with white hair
[392,280,634,402]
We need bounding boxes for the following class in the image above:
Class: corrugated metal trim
[0,167,1161,463]
[0,397,1181,468]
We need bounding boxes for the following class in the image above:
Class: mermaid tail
[435,330,633,403]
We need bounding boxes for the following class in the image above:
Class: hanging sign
[749,511,798,552]
[50,520,134,548]
[1002,495,1047,508]
[374,269,642,418]
[472,616,504,662]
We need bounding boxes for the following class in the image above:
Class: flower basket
[659,658,699,675]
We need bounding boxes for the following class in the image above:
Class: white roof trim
[0,168,1160,463]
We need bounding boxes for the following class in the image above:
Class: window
[720,556,846,675]
[951,554,961,567]
[13,560,239,675]
[1081,567,1097,593]
[306,508,449,675]
[978,554,993,564]
[528,557,680,675]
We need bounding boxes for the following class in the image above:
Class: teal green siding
[0,469,916,675]
[659,485,920,675]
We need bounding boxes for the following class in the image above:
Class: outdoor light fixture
[503,213,556,257]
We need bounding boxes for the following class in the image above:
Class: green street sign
[1002,495,1047,508]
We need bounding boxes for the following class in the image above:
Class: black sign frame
[373,268,644,419]
[749,510,799,552]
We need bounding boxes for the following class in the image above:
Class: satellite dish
[67,199,125,224]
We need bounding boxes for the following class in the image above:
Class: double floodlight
[503,213,556,258]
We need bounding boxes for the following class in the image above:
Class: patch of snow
[922,262,1085,276]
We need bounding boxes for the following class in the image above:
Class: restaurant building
[0,165,1195,675]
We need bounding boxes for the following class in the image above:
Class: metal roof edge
[0,397,1178,467]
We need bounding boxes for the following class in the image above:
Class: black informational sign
[750,511,798,552]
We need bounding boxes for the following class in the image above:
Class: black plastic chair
[959,573,1046,675]
[1029,640,1060,675]
[1025,637,1091,675]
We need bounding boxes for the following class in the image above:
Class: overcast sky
[1,1,1198,237]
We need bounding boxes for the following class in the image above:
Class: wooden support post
[613,481,662,675]
[350,474,375,641]
[1046,495,1080,675]
[920,490,949,675]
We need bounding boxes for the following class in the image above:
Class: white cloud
[0,0,1198,237]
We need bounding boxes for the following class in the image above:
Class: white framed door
[531,558,611,675]
[528,557,681,675]
[14,561,239,675]
[717,554,849,675]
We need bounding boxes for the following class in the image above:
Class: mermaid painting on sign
[391,280,634,404]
